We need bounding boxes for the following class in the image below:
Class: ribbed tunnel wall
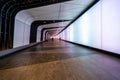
[14,11,64,48]
[1,0,120,56]
[59,0,120,54]
[0,0,70,51]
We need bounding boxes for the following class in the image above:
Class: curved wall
[13,11,34,48]
[37,27,41,42]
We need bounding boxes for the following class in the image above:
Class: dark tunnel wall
[0,0,71,51]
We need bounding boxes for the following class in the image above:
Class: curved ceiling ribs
[45,31,49,41]
[30,20,69,43]
[41,27,63,41]
[0,0,70,50]
[45,29,61,41]
[44,30,59,41]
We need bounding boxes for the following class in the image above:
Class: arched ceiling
[25,0,95,20]
[20,0,96,27]
[24,0,97,41]
[44,29,62,41]
[0,0,99,49]
[41,27,63,41]
[48,30,61,36]
[30,20,69,43]
[37,21,71,30]
[0,0,71,49]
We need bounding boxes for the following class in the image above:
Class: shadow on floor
[27,46,72,51]
[0,49,93,70]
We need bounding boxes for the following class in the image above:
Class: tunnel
[0,0,120,80]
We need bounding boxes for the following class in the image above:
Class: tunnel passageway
[0,39,120,80]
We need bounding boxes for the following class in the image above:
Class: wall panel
[13,11,34,48]
[102,0,120,53]
[59,0,120,54]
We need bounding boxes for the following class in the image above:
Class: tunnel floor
[0,39,120,80]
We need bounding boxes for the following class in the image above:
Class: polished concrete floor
[0,39,120,80]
